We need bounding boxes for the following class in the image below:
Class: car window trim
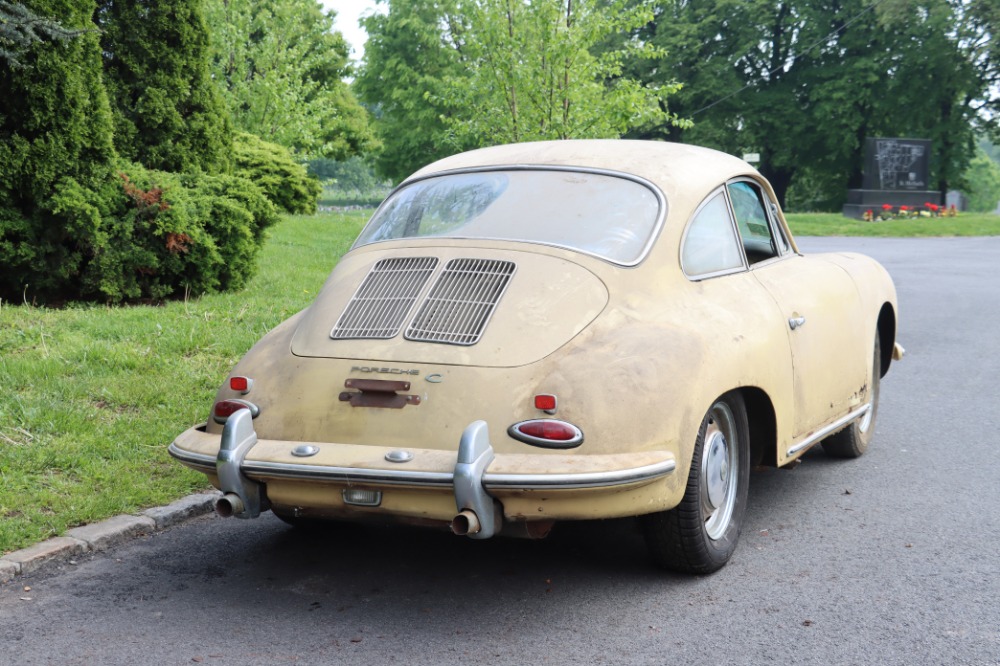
[767,201,792,255]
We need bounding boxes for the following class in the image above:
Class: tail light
[213,399,260,424]
[508,419,583,449]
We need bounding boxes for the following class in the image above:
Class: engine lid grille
[405,258,516,346]
[330,257,438,340]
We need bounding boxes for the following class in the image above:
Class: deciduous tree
[436,0,683,146]
[357,0,685,182]
[627,0,998,209]
[964,146,1000,211]
[355,0,469,182]
[204,0,377,159]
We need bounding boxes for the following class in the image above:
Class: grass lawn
[2,206,998,554]
[0,211,368,554]
[785,211,1000,236]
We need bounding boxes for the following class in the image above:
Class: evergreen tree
[96,0,232,174]
[0,0,118,298]
[0,1,278,303]
[0,0,85,67]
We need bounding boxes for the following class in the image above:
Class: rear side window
[727,181,779,264]
[681,192,744,277]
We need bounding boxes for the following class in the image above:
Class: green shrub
[233,132,321,214]
[0,162,279,304]
[96,163,280,301]
[179,171,280,292]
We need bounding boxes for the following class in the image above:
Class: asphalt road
[2,237,999,666]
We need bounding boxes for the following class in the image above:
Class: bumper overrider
[168,409,677,539]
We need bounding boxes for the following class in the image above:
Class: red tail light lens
[212,399,260,424]
[508,419,583,449]
[521,421,574,440]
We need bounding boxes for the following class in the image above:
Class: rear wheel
[642,391,750,574]
[822,332,881,459]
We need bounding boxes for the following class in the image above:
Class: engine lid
[290,246,609,368]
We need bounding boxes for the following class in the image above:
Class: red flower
[881,204,893,210]
[900,205,909,211]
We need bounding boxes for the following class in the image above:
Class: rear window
[354,169,663,265]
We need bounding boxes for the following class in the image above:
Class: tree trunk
[847,121,868,190]
[936,99,952,207]
[768,169,793,210]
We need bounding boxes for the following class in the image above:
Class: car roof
[407,140,760,211]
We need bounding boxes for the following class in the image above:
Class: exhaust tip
[215,493,244,518]
[450,510,481,536]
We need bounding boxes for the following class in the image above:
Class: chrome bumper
[169,414,677,537]
[215,409,267,519]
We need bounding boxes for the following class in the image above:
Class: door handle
[788,316,806,330]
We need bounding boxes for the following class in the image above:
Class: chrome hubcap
[700,402,739,541]
[705,432,729,509]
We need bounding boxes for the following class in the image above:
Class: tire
[642,391,750,574]
[822,332,881,459]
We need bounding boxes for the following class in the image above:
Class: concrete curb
[0,492,220,584]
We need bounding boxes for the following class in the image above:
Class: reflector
[534,394,557,412]
[230,376,251,393]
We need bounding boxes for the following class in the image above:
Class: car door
[726,180,867,440]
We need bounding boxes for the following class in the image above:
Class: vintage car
[169,140,902,573]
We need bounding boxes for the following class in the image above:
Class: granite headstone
[843,137,942,218]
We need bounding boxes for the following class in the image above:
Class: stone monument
[842,138,943,217]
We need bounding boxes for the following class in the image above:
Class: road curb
[0,492,220,584]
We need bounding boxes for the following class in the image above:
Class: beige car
[169,140,902,573]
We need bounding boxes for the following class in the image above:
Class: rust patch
[344,378,411,392]
[340,378,421,409]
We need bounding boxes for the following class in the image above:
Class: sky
[325,0,381,63]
